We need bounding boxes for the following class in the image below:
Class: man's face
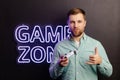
[67,13,86,37]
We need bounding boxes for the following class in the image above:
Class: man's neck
[72,32,84,42]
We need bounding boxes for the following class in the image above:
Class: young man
[49,8,113,80]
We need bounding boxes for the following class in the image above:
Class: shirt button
[77,72,79,74]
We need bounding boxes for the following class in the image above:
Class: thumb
[95,47,99,55]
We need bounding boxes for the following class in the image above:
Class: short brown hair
[67,8,86,20]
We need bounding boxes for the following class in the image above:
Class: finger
[62,60,69,64]
[95,47,99,55]
[89,58,96,61]
[61,57,68,62]
[86,60,97,64]
[89,55,95,58]
[61,59,69,65]
[86,61,95,65]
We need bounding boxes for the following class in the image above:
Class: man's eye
[70,21,74,24]
[78,20,82,23]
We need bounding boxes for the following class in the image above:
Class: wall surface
[1,0,120,80]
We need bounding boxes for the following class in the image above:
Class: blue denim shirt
[49,33,113,80]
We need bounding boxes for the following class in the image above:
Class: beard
[71,29,84,37]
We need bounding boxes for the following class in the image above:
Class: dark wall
[1,0,120,80]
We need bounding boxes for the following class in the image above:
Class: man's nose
[74,22,78,27]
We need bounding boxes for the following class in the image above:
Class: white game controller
[64,51,76,58]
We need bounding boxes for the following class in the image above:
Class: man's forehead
[69,13,84,20]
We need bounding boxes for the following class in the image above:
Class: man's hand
[59,56,69,67]
[86,47,102,65]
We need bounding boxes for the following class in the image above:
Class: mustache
[73,28,79,30]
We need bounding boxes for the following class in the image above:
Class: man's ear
[84,20,87,27]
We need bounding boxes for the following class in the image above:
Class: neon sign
[15,24,70,63]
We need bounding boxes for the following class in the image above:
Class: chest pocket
[79,49,94,59]
[78,49,95,69]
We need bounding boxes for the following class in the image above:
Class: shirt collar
[68,32,87,41]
